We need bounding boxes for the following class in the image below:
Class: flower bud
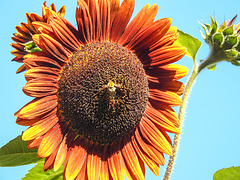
[201,15,240,66]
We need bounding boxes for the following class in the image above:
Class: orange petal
[139,120,172,155]
[23,79,58,97]
[132,134,160,176]
[150,27,178,51]
[99,145,109,180]
[135,127,165,165]
[44,146,59,171]
[37,122,66,158]
[84,0,101,41]
[119,4,159,45]
[27,135,44,149]
[149,89,182,106]
[110,0,135,43]
[24,67,60,81]
[122,136,145,180]
[32,34,69,63]
[107,142,125,180]
[126,18,171,51]
[11,49,27,57]
[16,64,27,74]
[87,142,101,180]
[65,140,87,180]
[98,0,111,41]
[148,45,186,67]
[146,64,189,82]
[50,15,81,51]
[16,107,57,126]
[148,101,179,127]
[15,95,58,119]
[24,52,63,71]
[53,133,69,171]
[32,21,55,36]
[26,13,38,34]
[22,112,59,141]
[76,0,94,43]
[109,0,120,25]
[149,80,185,95]
[75,160,87,180]
[144,106,180,134]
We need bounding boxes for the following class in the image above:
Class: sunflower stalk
[163,49,231,180]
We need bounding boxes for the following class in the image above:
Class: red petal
[24,52,63,70]
[146,64,189,82]
[50,15,81,51]
[148,45,186,67]
[110,0,135,43]
[76,0,94,43]
[98,0,111,41]
[149,89,182,106]
[126,18,171,51]
[119,4,158,46]
[149,80,185,96]
[32,34,69,63]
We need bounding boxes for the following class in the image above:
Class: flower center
[58,41,149,144]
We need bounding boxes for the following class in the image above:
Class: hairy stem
[163,61,199,180]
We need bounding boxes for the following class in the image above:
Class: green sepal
[226,35,238,46]
[231,60,240,66]
[203,23,211,32]
[23,41,36,50]
[210,16,218,35]
[212,32,224,45]
[30,47,42,53]
[236,41,240,51]
[223,25,234,35]
[22,41,42,53]
[218,21,227,32]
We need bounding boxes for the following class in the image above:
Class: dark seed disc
[58,41,149,144]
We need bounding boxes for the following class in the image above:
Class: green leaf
[23,162,63,180]
[0,135,42,167]
[173,30,202,60]
[213,166,240,180]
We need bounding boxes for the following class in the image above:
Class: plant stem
[163,60,199,180]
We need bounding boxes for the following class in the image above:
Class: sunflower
[11,1,65,73]
[14,0,188,179]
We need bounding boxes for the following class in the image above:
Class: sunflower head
[14,0,188,179]
[201,15,240,66]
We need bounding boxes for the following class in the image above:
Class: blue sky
[0,0,240,179]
